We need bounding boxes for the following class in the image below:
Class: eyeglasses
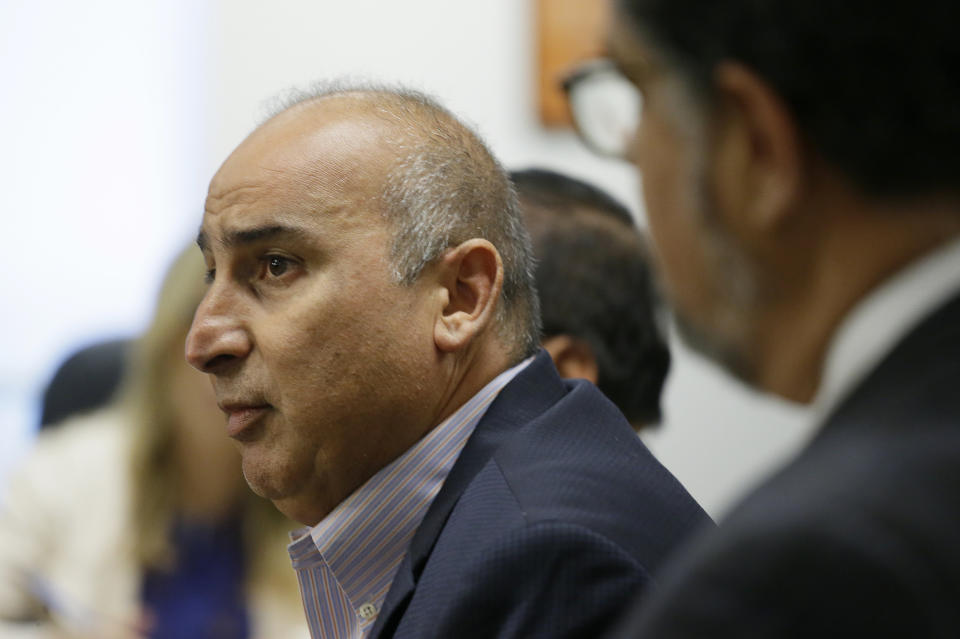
[561,59,642,160]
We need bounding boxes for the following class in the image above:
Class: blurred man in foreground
[186,83,710,639]
[512,168,669,429]
[565,0,960,635]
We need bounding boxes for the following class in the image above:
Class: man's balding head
[187,85,539,524]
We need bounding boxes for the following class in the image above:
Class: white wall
[201,0,639,209]
[0,0,210,483]
[644,339,815,518]
[2,0,818,518]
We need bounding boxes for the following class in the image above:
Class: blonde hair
[122,245,295,595]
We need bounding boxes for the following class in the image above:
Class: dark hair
[620,0,960,198]
[511,168,670,425]
[40,339,130,429]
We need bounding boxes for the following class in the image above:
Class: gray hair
[267,80,542,361]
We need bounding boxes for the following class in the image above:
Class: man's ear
[541,334,599,384]
[710,61,804,235]
[433,239,503,353]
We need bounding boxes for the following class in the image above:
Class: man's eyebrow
[195,224,311,252]
[222,224,310,248]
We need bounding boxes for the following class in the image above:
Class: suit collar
[813,236,960,422]
[369,350,565,638]
[823,290,960,434]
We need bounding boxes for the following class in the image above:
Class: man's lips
[220,403,270,438]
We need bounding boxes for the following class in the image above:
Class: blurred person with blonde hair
[0,246,308,638]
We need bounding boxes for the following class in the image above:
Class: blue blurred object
[141,515,250,639]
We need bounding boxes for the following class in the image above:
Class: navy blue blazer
[614,293,960,637]
[369,351,712,639]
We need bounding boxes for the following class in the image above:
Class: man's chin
[239,456,328,525]
[240,453,287,501]
[269,494,330,527]
[240,471,273,501]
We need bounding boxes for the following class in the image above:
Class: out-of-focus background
[0,0,814,518]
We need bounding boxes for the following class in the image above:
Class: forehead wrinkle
[204,102,399,250]
[260,162,355,206]
[261,165,364,228]
[298,141,389,199]
[205,175,287,215]
[202,179,363,252]
[206,138,356,216]
[205,169,323,219]
[267,148,390,231]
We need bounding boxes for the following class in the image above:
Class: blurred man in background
[565,0,960,635]
[511,168,669,429]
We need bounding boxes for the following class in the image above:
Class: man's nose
[185,289,252,374]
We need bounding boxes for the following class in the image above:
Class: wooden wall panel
[536,0,611,127]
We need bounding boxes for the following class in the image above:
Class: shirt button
[358,603,378,620]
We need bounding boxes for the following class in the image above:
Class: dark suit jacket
[614,293,960,637]
[369,351,712,639]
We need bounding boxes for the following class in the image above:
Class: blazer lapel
[369,351,566,638]
[369,552,415,639]
[824,291,960,433]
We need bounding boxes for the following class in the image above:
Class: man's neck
[431,337,514,430]
[753,194,960,403]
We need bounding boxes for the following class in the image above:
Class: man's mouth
[219,402,271,439]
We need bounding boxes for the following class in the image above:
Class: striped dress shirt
[287,358,532,639]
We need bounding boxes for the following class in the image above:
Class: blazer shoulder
[618,499,955,638]
[627,424,960,637]
[404,465,651,639]
[466,388,712,578]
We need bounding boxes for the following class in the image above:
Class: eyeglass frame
[560,58,643,161]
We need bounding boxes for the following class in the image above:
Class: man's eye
[255,254,300,285]
[266,255,291,277]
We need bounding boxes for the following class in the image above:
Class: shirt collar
[812,236,960,422]
[288,355,533,627]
